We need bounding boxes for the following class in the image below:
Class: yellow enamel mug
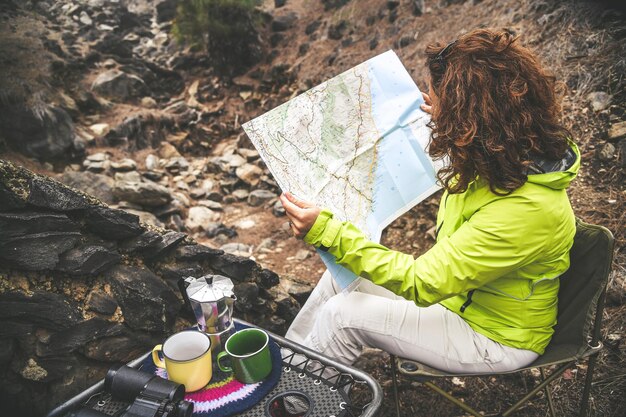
[152,330,212,392]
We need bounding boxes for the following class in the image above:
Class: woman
[278,28,580,373]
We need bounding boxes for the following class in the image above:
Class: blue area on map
[324,51,439,291]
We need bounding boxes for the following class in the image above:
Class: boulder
[270,288,300,322]
[84,206,143,240]
[0,211,79,238]
[106,265,180,331]
[55,245,121,276]
[220,242,253,257]
[248,189,277,207]
[113,179,172,207]
[59,171,115,204]
[158,262,203,284]
[119,230,163,254]
[143,231,187,259]
[174,244,223,262]
[125,209,165,228]
[84,333,153,362]
[36,318,121,357]
[92,69,147,101]
[258,268,280,289]
[86,290,118,315]
[236,163,263,186]
[185,206,221,232]
[0,231,80,271]
[211,253,257,281]
[233,282,260,312]
[0,104,75,160]
[0,291,81,331]
[27,175,91,211]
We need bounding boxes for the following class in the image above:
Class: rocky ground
[1,0,625,416]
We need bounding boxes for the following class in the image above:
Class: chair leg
[389,355,401,417]
[540,368,556,417]
[579,354,598,417]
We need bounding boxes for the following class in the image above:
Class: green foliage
[173,0,263,71]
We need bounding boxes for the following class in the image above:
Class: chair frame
[389,221,614,417]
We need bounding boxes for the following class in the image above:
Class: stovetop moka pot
[179,274,236,351]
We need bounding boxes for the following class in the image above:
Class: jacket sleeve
[304,201,546,306]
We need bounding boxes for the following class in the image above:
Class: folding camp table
[46,318,383,417]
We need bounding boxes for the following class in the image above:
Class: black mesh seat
[390,219,615,417]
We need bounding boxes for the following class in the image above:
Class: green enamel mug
[216,328,272,384]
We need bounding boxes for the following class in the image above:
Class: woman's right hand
[279,192,321,239]
[421,92,433,114]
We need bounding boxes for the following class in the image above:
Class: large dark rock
[234,282,260,313]
[0,211,79,238]
[59,171,115,204]
[174,244,223,262]
[0,321,35,339]
[84,333,155,362]
[258,268,280,289]
[0,231,80,270]
[86,290,118,315]
[0,104,76,160]
[143,231,186,259]
[0,291,81,331]
[0,183,25,211]
[91,69,147,101]
[28,175,92,211]
[36,318,122,357]
[56,245,121,276]
[119,230,163,254]
[211,253,257,282]
[275,294,300,322]
[84,206,143,240]
[107,265,180,331]
[158,262,204,283]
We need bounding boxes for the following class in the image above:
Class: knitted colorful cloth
[138,325,282,416]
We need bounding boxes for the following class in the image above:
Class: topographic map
[243,50,441,289]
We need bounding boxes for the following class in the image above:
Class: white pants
[286,271,538,373]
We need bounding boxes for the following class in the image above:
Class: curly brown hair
[426,29,571,195]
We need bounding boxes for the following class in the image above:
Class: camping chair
[389,219,615,417]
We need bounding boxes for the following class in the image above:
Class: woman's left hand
[279,192,321,238]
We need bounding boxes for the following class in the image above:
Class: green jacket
[304,143,580,354]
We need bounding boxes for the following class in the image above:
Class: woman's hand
[421,92,433,114]
[279,192,321,239]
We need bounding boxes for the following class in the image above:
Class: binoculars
[68,365,193,417]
